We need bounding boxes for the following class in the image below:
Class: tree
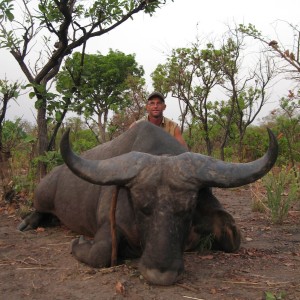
[238,22,300,122]
[215,27,275,161]
[0,78,20,161]
[0,0,170,178]
[151,44,224,155]
[56,50,144,142]
[61,117,99,153]
[152,31,273,159]
[232,58,274,161]
[108,74,147,139]
[275,91,300,169]
[239,22,300,79]
[0,80,21,201]
[239,22,300,165]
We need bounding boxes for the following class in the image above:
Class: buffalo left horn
[176,128,278,188]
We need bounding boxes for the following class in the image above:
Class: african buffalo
[19,121,278,285]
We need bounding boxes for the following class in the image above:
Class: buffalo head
[60,127,278,285]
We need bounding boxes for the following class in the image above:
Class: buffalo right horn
[60,129,156,186]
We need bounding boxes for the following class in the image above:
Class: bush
[262,166,299,224]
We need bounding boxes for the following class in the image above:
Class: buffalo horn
[60,129,154,185]
[177,128,278,188]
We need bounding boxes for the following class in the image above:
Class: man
[130,91,188,148]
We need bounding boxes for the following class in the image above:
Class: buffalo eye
[139,205,153,216]
[175,209,192,221]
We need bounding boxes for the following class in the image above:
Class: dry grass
[249,181,268,213]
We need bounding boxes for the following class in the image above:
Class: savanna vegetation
[0,1,299,225]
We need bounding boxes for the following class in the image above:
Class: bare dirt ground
[1,187,300,300]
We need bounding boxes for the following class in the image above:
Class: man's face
[146,97,166,118]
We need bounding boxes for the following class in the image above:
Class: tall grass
[262,166,299,224]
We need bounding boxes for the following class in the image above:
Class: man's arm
[174,126,188,149]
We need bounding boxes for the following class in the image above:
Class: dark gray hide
[19,121,278,285]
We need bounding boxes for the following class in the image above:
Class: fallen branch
[223,281,260,285]
[176,283,199,292]
[223,280,290,286]
[17,267,71,270]
[182,296,205,300]
[98,264,125,274]
[1,257,45,267]
[46,242,70,246]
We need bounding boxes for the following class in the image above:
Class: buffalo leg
[189,188,241,253]
[188,209,241,253]
[209,209,241,252]
[18,211,60,231]
[71,226,114,268]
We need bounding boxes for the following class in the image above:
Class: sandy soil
[1,187,300,300]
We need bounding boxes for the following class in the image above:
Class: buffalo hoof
[17,211,60,232]
[18,219,33,231]
[70,236,88,253]
[78,235,87,244]
[71,238,112,268]
[211,210,241,252]
[17,212,41,231]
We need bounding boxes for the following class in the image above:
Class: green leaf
[55,111,62,122]
[29,91,36,99]
[5,10,14,21]
[264,291,276,300]
[23,135,37,143]
[34,99,44,109]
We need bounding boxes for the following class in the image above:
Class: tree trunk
[219,126,230,161]
[204,135,212,156]
[98,112,106,143]
[0,131,13,202]
[237,128,246,162]
[37,98,48,179]
[48,98,71,151]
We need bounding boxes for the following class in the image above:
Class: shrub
[262,166,299,224]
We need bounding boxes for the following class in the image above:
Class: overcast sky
[1,0,300,123]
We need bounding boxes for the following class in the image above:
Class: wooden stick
[110,186,120,267]
[182,296,204,300]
